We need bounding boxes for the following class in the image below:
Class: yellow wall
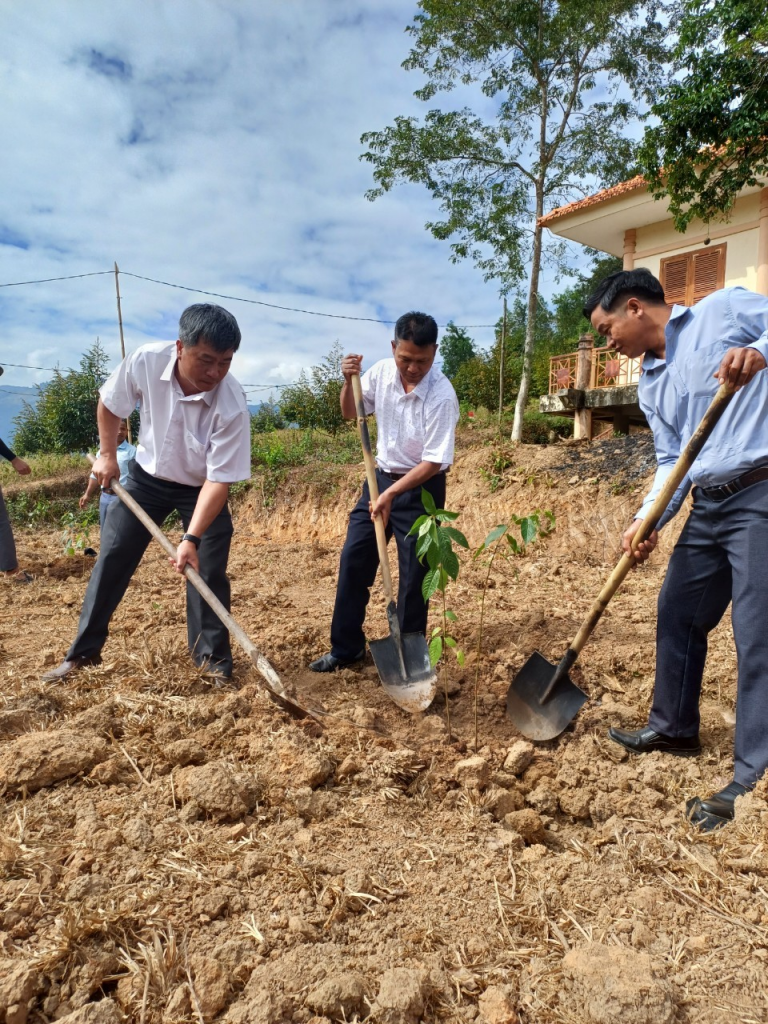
[635,193,761,289]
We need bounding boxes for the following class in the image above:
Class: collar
[394,362,433,399]
[161,346,215,405]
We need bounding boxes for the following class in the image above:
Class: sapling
[472,511,555,749]
[408,488,468,735]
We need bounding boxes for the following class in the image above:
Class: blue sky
[0,0,591,396]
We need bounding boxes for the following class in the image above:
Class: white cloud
[0,0,581,395]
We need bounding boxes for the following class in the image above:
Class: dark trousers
[330,470,446,660]
[67,463,234,674]
[649,479,768,787]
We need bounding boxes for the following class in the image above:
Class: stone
[525,782,559,815]
[174,762,262,821]
[189,956,230,1020]
[54,1002,123,1024]
[486,787,525,820]
[0,730,109,793]
[294,753,334,790]
[502,741,534,776]
[0,960,39,1024]
[287,915,319,940]
[501,809,546,845]
[372,968,428,1024]
[478,985,518,1024]
[306,973,366,1019]
[454,756,490,791]
[164,739,208,767]
[562,944,675,1024]
[559,787,593,820]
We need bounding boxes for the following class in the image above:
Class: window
[660,243,726,306]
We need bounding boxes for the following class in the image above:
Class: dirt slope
[1,434,766,1024]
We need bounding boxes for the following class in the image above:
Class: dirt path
[0,436,766,1024]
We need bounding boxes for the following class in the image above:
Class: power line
[0,271,113,288]
[1,361,59,371]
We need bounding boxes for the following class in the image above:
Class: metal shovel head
[369,632,437,713]
[506,650,588,741]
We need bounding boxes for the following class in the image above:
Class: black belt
[377,468,446,481]
[698,467,768,502]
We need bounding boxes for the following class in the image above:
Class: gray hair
[178,304,241,352]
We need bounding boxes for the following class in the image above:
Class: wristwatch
[181,533,202,548]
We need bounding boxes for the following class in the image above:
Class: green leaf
[421,488,437,516]
[506,535,520,553]
[483,524,508,546]
[416,533,433,560]
[444,635,456,648]
[444,609,458,622]
[442,525,469,548]
[436,510,460,521]
[422,567,442,601]
[408,514,429,537]
[456,649,466,667]
[431,625,442,637]
[443,548,460,581]
[520,517,539,546]
[429,634,443,667]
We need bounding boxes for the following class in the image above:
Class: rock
[224,967,294,1023]
[292,788,338,822]
[287,915,319,940]
[165,739,208,767]
[525,782,559,815]
[372,968,428,1024]
[478,985,518,1024]
[486,787,525,820]
[502,741,534,776]
[70,701,121,738]
[559,787,593,820]
[562,944,675,1024]
[0,730,109,793]
[501,809,546,845]
[336,754,362,780]
[121,817,153,851]
[174,762,262,821]
[54,1002,123,1024]
[0,960,39,1024]
[294,753,334,790]
[241,852,269,877]
[163,984,192,1022]
[306,972,366,1018]
[189,956,230,1020]
[454,756,490,791]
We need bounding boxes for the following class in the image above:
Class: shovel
[87,454,312,721]
[350,373,437,713]
[506,382,737,741]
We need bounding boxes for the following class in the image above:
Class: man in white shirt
[310,312,459,672]
[44,304,251,683]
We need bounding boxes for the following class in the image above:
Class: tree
[13,340,112,454]
[280,342,349,435]
[251,394,286,434]
[361,0,669,440]
[639,1,768,232]
[439,321,476,379]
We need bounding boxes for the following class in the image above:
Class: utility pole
[498,296,507,430]
[113,262,131,442]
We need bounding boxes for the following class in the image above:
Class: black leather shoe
[42,654,102,682]
[608,725,701,756]
[309,650,365,673]
[686,781,752,832]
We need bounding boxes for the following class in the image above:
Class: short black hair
[394,311,438,347]
[583,269,666,320]
[178,303,241,353]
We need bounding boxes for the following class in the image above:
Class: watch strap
[181,532,202,548]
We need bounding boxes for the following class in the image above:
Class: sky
[0,0,591,399]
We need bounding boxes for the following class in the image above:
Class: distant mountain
[0,386,37,446]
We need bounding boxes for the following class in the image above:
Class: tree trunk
[511,186,544,442]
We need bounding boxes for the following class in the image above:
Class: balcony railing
[548,346,641,395]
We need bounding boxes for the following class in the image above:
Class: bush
[280,342,347,434]
[251,397,285,434]
[521,411,573,444]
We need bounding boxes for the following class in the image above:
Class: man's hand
[170,539,199,575]
[78,493,90,509]
[714,347,767,390]
[341,354,363,381]
[622,519,658,564]
[11,457,30,476]
[370,489,394,530]
[92,453,120,490]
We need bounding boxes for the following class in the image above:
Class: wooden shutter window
[660,243,726,306]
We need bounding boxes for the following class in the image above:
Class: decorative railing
[548,346,641,394]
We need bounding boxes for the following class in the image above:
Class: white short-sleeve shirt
[360,358,459,472]
[100,341,251,486]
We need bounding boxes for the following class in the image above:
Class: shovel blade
[506,650,588,741]
[369,632,437,713]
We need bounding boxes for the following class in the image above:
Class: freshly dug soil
[1,432,766,1024]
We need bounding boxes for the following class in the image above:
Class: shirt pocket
[685,340,729,398]
[184,430,208,459]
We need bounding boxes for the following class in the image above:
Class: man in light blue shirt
[585,268,768,831]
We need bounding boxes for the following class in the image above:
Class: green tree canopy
[639,1,768,231]
[361,0,669,440]
[439,321,476,379]
[280,342,349,435]
[13,340,112,455]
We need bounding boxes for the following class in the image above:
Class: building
[539,179,768,438]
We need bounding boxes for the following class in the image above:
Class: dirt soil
[1,432,767,1024]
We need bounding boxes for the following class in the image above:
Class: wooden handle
[350,373,395,604]
[568,383,736,658]
[86,455,290,700]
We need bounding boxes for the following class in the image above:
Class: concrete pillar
[613,409,630,435]
[623,228,637,270]
[574,334,593,440]
[757,188,768,296]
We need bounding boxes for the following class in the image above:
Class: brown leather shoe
[42,654,102,682]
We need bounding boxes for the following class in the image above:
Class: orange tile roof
[539,175,647,226]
